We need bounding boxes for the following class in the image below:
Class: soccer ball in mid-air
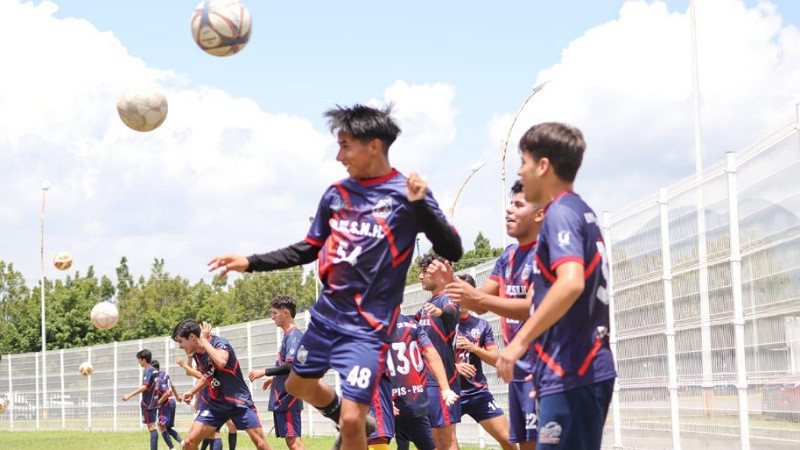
[79,362,93,377]
[191,0,252,57]
[52,251,73,271]
[91,302,119,330]
[116,90,168,132]
[0,398,7,414]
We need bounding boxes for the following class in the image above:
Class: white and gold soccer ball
[52,251,73,271]
[191,0,252,57]
[79,362,93,377]
[0,398,7,414]
[91,302,119,330]
[116,90,168,132]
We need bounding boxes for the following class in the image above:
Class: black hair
[172,318,201,342]
[418,252,447,270]
[519,122,585,183]
[324,104,401,153]
[136,349,152,363]
[150,360,160,370]
[456,273,476,288]
[511,180,524,196]
[271,295,297,318]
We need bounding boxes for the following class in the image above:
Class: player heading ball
[208,104,463,449]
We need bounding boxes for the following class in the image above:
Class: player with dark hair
[453,275,515,450]
[172,319,270,450]
[208,104,462,449]
[497,122,616,449]
[122,349,160,450]
[443,179,544,449]
[176,352,226,450]
[250,295,305,450]
[415,253,462,450]
[150,360,184,450]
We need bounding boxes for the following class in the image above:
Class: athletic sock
[149,429,159,450]
[168,427,183,443]
[161,430,174,449]
[200,438,211,450]
[317,392,342,424]
[212,437,223,450]
[228,432,237,450]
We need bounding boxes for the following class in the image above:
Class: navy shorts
[141,406,158,424]
[195,405,262,431]
[508,378,538,443]
[460,389,504,423]
[426,385,461,428]
[273,410,302,438]
[537,379,614,449]
[291,316,388,405]
[158,400,176,427]
[395,410,435,450]
[368,375,394,441]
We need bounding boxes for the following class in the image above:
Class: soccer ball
[116,90,168,132]
[191,0,252,57]
[91,302,119,330]
[0,398,7,414]
[79,362,93,377]
[52,251,73,271]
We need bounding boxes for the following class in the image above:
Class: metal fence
[2,112,800,449]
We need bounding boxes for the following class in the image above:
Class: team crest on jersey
[288,347,296,358]
[330,194,346,212]
[296,345,308,364]
[521,263,531,280]
[470,328,481,340]
[371,197,393,219]
[557,231,571,246]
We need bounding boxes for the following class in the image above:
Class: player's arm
[407,173,463,262]
[182,376,208,404]
[457,335,499,367]
[199,322,229,367]
[461,280,499,315]
[158,389,170,405]
[448,277,531,320]
[169,381,181,401]
[177,358,203,379]
[421,345,459,405]
[122,385,147,401]
[497,261,584,382]
[207,240,321,277]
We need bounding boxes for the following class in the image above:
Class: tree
[406,232,502,284]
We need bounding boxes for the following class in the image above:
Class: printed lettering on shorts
[539,421,562,444]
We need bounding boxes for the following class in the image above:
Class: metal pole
[8,354,13,431]
[726,152,751,449]
[113,341,118,432]
[246,322,253,392]
[59,350,65,430]
[40,181,50,423]
[35,352,39,429]
[659,189,682,449]
[449,161,486,222]
[602,212,623,450]
[87,347,92,431]
[303,310,314,436]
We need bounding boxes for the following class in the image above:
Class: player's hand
[423,303,443,318]
[406,172,427,202]
[456,362,477,379]
[441,389,459,407]
[456,336,475,353]
[182,392,193,404]
[122,394,130,402]
[496,340,528,383]
[425,259,454,285]
[262,377,273,391]
[207,254,249,278]
[249,370,265,382]
[200,322,212,341]
[393,405,400,416]
[523,374,537,398]
[176,356,185,367]
[447,277,481,309]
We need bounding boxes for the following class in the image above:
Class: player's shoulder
[211,335,231,347]
[501,243,519,256]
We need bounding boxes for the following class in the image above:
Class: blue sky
[2,0,799,284]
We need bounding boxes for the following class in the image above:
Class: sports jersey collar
[285,325,297,333]
[355,168,400,186]
[459,314,472,322]
[518,239,537,251]
[543,190,575,213]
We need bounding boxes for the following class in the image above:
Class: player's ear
[368,138,384,156]
[534,208,545,223]
[538,157,550,176]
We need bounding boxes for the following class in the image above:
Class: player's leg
[428,387,461,450]
[479,415,516,450]
[432,424,458,450]
[396,411,435,450]
[182,421,219,450]
[537,379,612,450]
[284,318,338,415]
[274,410,305,450]
[159,403,179,449]
[463,391,515,450]
[338,400,370,449]
[226,419,238,450]
[146,420,159,450]
[508,380,538,450]
[242,427,270,450]
[230,404,271,450]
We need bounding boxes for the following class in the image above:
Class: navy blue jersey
[193,336,254,411]
[141,366,158,409]
[388,314,433,415]
[456,314,497,396]
[269,326,304,412]
[307,169,452,341]
[531,191,616,397]
[490,241,536,379]
[416,292,460,389]
[155,371,174,401]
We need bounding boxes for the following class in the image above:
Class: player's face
[175,335,198,354]
[518,152,542,204]
[506,192,536,239]
[336,131,374,179]
[419,267,438,291]
[271,307,287,327]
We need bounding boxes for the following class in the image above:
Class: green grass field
[0,431,487,449]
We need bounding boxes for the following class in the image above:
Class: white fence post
[59,349,65,430]
[35,351,40,429]
[113,341,118,432]
[246,322,253,393]
[602,211,623,450]
[8,354,13,431]
[87,347,92,431]
[726,151,751,450]
[659,189,682,449]
[138,339,143,429]
[304,310,315,437]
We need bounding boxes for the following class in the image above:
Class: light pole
[40,180,50,426]
[500,81,549,246]
[308,216,319,300]
[449,161,486,221]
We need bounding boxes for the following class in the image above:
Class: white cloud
[0,0,462,284]
[488,0,800,218]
